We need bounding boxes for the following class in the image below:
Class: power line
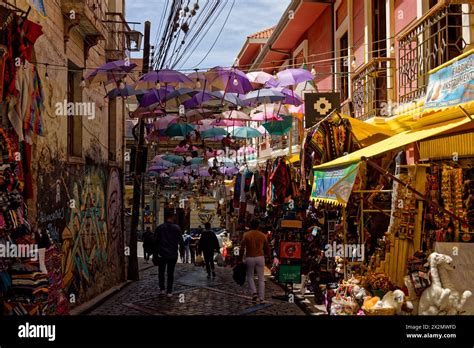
[192,0,235,68]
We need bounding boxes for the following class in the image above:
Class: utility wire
[192,0,235,68]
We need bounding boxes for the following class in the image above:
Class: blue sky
[125,0,291,70]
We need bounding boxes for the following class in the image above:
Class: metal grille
[398,1,473,104]
[352,57,395,120]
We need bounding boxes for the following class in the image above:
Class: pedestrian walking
[153,213,184,297]
[182,230,192,264]
[239,219,270,303]
[142,227,154,263]
[198,222,220,279]
[189,234,199,264]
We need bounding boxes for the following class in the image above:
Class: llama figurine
[419,253,453,315]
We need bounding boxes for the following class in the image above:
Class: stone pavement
[88,262,306,316]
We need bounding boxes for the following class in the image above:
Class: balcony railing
[398,0,473,104]
[352,57,396,120]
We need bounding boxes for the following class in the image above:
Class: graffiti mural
[106,168,124,280]
[36,148,125,307]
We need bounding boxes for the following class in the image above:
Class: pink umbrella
[172,168,191,177]
[238,146,256,154]
[174,145,189,153]
[251,112,283,122]
[154,115,178,130]
[205,149,224,158]
[246,71,274,85]
[211,119,245,127]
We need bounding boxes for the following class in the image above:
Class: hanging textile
[270,158,291,205]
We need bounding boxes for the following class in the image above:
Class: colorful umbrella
[246,71,274,85]
[232,126,262,139]
[171,169,191,178]
[162,155,185,165]
[184,108,214,123]
[257,125,270,136]
[262,116,293,135]
[188,157,204,165]
[222,110,250,120]
[148,165,169,172]
[205,67,253,94]
[154,115,178,130]
[274,68,314,87]
[270,87,303,106]
[244,89,286,104]
[252,103,290,116]
[210,119,245,127]
[219,166,239,176]
[135,69,192,89]
[139,88,173,107]
[208,91,249,107]
[107,85,146,98]
[182,91,215,108]
[251,112,283,122]
[86,60,137,85]
[238,146,256,154]
[201,127,228,139]
[208,157,236,167]
[165,123,195,137]
[198,167,211,177]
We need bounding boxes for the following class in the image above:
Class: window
[67,61,83,158]
[372,0,387,58]
[339,32,349,101]
[108,98,117,162]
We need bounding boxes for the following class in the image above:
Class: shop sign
[304,93,340,128]
[311,163,360,205]
[278,265,301,283]
[423,52,474,111]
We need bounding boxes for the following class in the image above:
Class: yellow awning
[288,154,300,163]
[341,115,395,146]
[314,116,472,170]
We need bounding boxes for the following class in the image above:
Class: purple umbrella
[153,115,178,130]
[139,87,173,107]
[219,166,239,176]
[205,67,253,94]
[135,69,192,89]
[274,68,314,87]
[211,119,245,127]
[86,60,137,85]
[182,91,215,108]
[270,87,303,106]
[198,167,211,177]
[244,89,286,105]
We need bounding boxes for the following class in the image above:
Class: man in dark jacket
[198,222,220,279]
[154,213,184,296]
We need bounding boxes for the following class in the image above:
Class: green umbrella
[165,123,195,137]
[232,126,262,139]
[201,127,228,139]
[262,116,293,136]
[189,157,204,165]
[162,155,185,165]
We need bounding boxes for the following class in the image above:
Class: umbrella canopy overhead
[201,127,228,139]
[210,119,245,127]
[107,85,146,98]
[153,115,178,130]
[251,112,283,122]
[205,67,253,94]
[270,87,303,106]
[208,157,236,167]
[232,126,262,139]
[273,68,314,87]
[183,108,214,123]
[162,154,185,165]
[246,71,274,85]
[207,91,249,107]
[252,103,290,116]
[262,116,293,135]
[182,91,215,108]
[86,60,137,85]
[222,110,250,120]
[165,123,195,137]
[135,69,192,89]
[244,89,286,104]
[139,87,173,107]
[219,166,239,176]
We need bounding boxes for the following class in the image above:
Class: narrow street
[89,260,305,316]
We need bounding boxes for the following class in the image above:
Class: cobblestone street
[88,262,306,316]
